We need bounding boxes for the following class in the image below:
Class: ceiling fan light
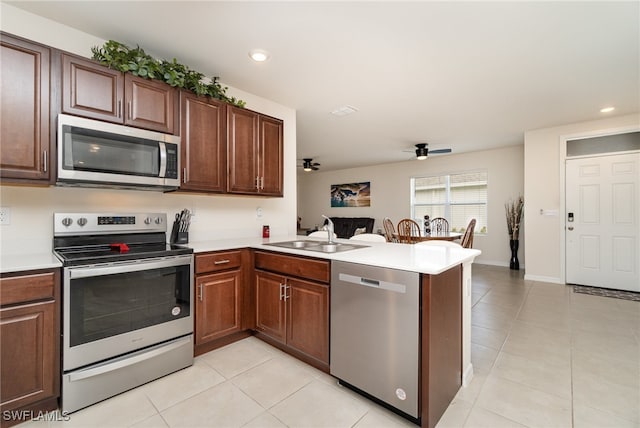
[302,159,313,171]
[415,145,428,160]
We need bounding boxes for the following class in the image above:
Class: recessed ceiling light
[330,105,358,117]
[600,106,615,113]
[249,49,270,62]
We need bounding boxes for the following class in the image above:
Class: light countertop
[1,235,480,275]
[189,235,481,275]
[1,252,62,274]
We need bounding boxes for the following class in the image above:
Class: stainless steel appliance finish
[54,213,194,413]
[330,260,420,420]
[57,114,180,190]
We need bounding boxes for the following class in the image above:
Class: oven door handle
[68,255,193,279]
[67,336,191,382]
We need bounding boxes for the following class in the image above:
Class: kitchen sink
[265,240,368,253]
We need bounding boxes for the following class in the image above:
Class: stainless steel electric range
[53,213,194,413]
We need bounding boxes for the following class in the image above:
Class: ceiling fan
[298,158,321,171]
[404,143,452,160]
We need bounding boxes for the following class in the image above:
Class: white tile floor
[18,265,640,428]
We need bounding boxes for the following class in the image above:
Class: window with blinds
[411,171,488,234]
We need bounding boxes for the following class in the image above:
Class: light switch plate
[0,207,11,225]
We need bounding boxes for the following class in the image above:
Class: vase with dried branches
[505,196,524,270]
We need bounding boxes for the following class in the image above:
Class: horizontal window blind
[411,171,488,234]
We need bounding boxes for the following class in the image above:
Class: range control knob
[155,217,163,225]
[144,217,152,225]
[61,217,73,227]
[77,217,88,227]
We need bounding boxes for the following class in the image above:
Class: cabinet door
[62,53,123,123]
[259,116,284,196]
[255,270,286,343]
[0,34,50,181]
[195,270,242,345]
[125,74,177,134]
[1,301,55,411]
[180,92,227,192]
[227,106,259,194]
[286,278,329,364]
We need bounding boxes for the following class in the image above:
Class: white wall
[297,145,525,266]
[523,113,640,283]
[0,4,297,255]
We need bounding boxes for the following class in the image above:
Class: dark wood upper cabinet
[61,53,123,123]
[227,106,283,196]
[227,106,260,194]
[259,116,284,196]
[179,91,227,192]
[0,33,51,182]
[61,54,177,134]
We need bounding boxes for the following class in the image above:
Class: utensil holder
[170,221,189,244]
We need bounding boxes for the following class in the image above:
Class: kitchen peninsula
[190,235,480,428]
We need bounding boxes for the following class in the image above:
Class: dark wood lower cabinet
[194,250,252,356]
[285,277,329,364]
[196,270,242,344]
[0,269,59,428]
[253,251,330,371]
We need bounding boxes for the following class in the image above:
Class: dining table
[393,231,463,242]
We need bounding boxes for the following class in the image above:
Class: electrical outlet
[0,207,11,225]
[256,207,263,219]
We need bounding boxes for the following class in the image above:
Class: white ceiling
[8,1,640,171]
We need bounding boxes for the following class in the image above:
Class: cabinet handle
[42,150,47,173]
[260,176,264,190]
[214,259,230,265]
[117,100,122,118]
[279,282,284,301]
[127,101,132,119]
[199,283,203,301]
[256,176,260,190]
[183,168,187,183]
[284,284,291,301]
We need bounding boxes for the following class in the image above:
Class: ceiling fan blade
[429,148,452,154]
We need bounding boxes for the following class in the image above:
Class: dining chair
[430,217,449,232]
[383,217,398,243]
[460,219,476,248]
[348,233,387,242]
[396,219,421,244]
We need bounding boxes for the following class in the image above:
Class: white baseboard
[462,364,474,387]
[523,274,565,284]
[475,260,525,269]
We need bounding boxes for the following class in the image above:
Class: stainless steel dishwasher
[330,260,420,422]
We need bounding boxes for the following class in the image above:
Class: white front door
[566,152,640,292]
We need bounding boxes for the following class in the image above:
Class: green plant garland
[91,40,245,107]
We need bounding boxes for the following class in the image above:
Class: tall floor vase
[509,239,520,270]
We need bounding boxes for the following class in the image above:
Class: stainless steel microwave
[57,114,180,191]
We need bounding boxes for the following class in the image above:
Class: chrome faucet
[321,215,335,244]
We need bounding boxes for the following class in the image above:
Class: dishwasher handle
[338,273,406,293]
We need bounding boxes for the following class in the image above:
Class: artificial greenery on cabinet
[91,40,245,107]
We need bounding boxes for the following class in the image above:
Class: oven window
[69,264,190,347]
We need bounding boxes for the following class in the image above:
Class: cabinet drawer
[0,271,56,306]
[254,251,330,284]
[196,250,242,274]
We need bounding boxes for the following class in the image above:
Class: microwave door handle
[158,142,167,177]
